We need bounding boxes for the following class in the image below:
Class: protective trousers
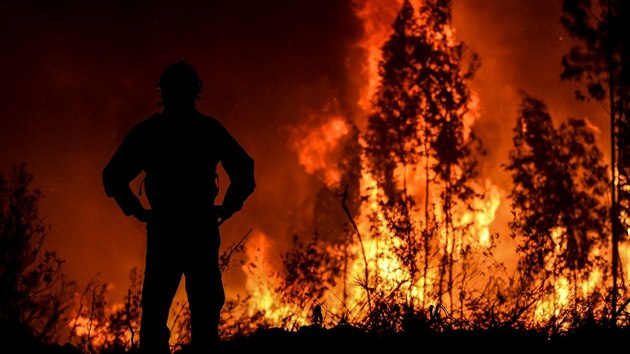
[139,218,224,354]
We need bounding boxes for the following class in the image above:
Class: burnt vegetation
[1,0,630,353]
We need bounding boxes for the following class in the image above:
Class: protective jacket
[103,111,255,220]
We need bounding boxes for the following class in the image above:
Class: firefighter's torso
[137,112,222,215]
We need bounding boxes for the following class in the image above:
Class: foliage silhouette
[505,94,610,329]
[0,163,75,347]
[560,0,630,320]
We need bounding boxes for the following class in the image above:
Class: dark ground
[5,323,628,354]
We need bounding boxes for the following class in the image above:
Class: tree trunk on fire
[559,0,630,323]
[423,123,431,309]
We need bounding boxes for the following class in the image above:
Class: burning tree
[506,95,610,327]
[277,233,345,325]
[560,0,630,321]
[364,0,482,317]
[209,0,624,336]
[363,0,426,324]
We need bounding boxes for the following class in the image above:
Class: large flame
[242,231,288,323]
[289,115,351,189]
[352,0,401,112]
[234,0,504,328]
[234,0,628,331]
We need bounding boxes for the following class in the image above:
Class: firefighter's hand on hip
[133,208,154,223]
[214,205,234,226]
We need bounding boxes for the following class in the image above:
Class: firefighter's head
[157,61,203,108]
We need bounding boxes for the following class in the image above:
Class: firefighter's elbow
[247,178,256,197]
[102,164,120,198]
[102,167,114,197]
[247,159,256,195]
[245,155,255,172]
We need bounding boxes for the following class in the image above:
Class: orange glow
[68,316,108,347]
[68,302,140,350]
[290,116,351,188]
[240,231,316,327]
[352,0,399,111]
[242,232,283,318]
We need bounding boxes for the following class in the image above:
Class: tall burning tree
[559,0,629,321]
[364,0,482,313]
[506,95,609,323]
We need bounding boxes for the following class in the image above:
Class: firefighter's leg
[140,227,182,354]
[184,226,224,352]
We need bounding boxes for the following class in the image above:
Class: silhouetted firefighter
[103,61,255,354]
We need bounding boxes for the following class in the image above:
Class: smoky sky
[0,0,607,302]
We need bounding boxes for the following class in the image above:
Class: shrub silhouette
[0,163,74,346]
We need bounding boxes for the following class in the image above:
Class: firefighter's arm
[102,125,146,219]
[218,125,255,221]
